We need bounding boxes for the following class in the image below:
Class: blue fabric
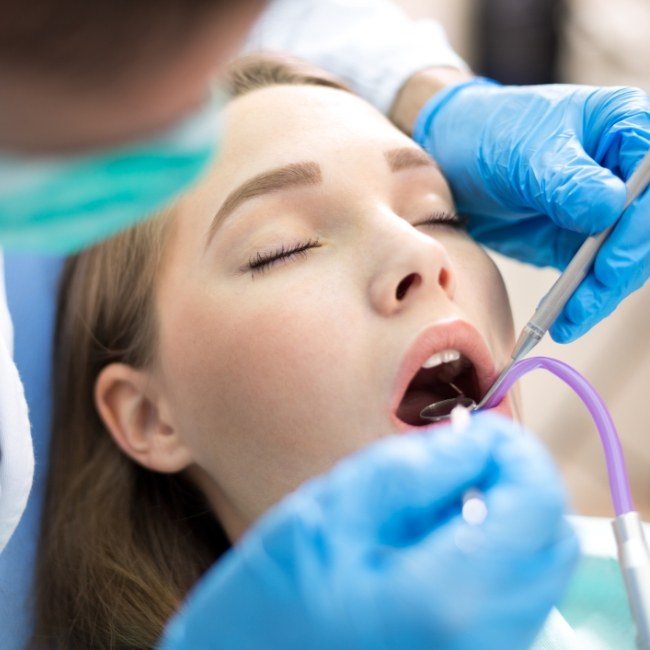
[0,254,62,649]
[559,554,634,648]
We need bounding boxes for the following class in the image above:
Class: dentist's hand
[159,414,578,650]
[413,80,650,342]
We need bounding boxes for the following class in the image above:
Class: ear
[95,363,193,473]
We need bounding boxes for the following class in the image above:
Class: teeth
[422,348,461,369]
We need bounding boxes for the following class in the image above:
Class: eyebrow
[205,147,437,247]
[205,161,322,246]
[385,147,437,172]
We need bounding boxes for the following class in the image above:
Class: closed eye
[241,210,463,277]
[414,210,467,230]
[243,238,322,276]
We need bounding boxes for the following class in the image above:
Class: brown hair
[32,55,349,649]
[0,1,263,85]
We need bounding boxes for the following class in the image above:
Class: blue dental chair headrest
[0,254,63,649]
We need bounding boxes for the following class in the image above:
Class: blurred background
[396,0,650,519]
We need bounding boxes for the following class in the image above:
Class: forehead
[162,82,449,275]
[215,84,416,187]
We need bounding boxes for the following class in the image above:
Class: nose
[369,230,456,316]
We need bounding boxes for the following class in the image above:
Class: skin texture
[390,67,474,135]
[96,84,518,542]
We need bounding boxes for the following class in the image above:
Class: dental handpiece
[613,512,650,650]
[478,149,650,410]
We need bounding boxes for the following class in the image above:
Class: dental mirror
[420,396,476,423]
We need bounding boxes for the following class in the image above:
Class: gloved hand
[413,79,650,342]
[159,413,578,650]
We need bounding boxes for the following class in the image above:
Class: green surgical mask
[0,92,225,253]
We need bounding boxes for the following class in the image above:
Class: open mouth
[390,320,496,429]
[395,350,481,427]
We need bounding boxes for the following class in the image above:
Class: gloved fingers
[485,519,579,589]
[592,88,650,179]
[468,524,579,650]
[375,415,565,548]
[532,135,627,236]
[315,415,527,545]
[603,126,650,181]
[393,515,578,649]
[550,186,650,342]
[323,428,492,544]
[403,505,577,585]
[551,228,589,272]
[476,424,571,555]
[589,169,650,293]
[550,274,621,343]
[468,214,584,270]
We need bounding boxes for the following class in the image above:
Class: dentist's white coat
[0,254,32,555]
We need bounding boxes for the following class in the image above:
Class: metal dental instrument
[421,149,650,423]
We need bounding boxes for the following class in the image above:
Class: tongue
[396,388,447,426]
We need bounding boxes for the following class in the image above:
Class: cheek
[157,275,371,467]
[218,281,374,434]
[156,272,386,521]
[448,237,515,356]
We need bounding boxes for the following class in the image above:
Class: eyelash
[244,211,466,275]
[415,210,467,230]
[246,238,322,275]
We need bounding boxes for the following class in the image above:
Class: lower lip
[391,394,515,433]
[483,395,515,421]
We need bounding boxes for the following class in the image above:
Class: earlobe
[95,363,193,473]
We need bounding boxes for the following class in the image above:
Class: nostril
[438,267,451,291]
[395,273,420,300]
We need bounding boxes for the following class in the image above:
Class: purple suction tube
[480,356,634,516]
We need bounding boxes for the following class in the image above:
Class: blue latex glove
[160,414,578,650]
[414,79,650,342]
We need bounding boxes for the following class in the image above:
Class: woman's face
[151,84,517,540]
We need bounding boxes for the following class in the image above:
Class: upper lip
[389,318,497,421]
